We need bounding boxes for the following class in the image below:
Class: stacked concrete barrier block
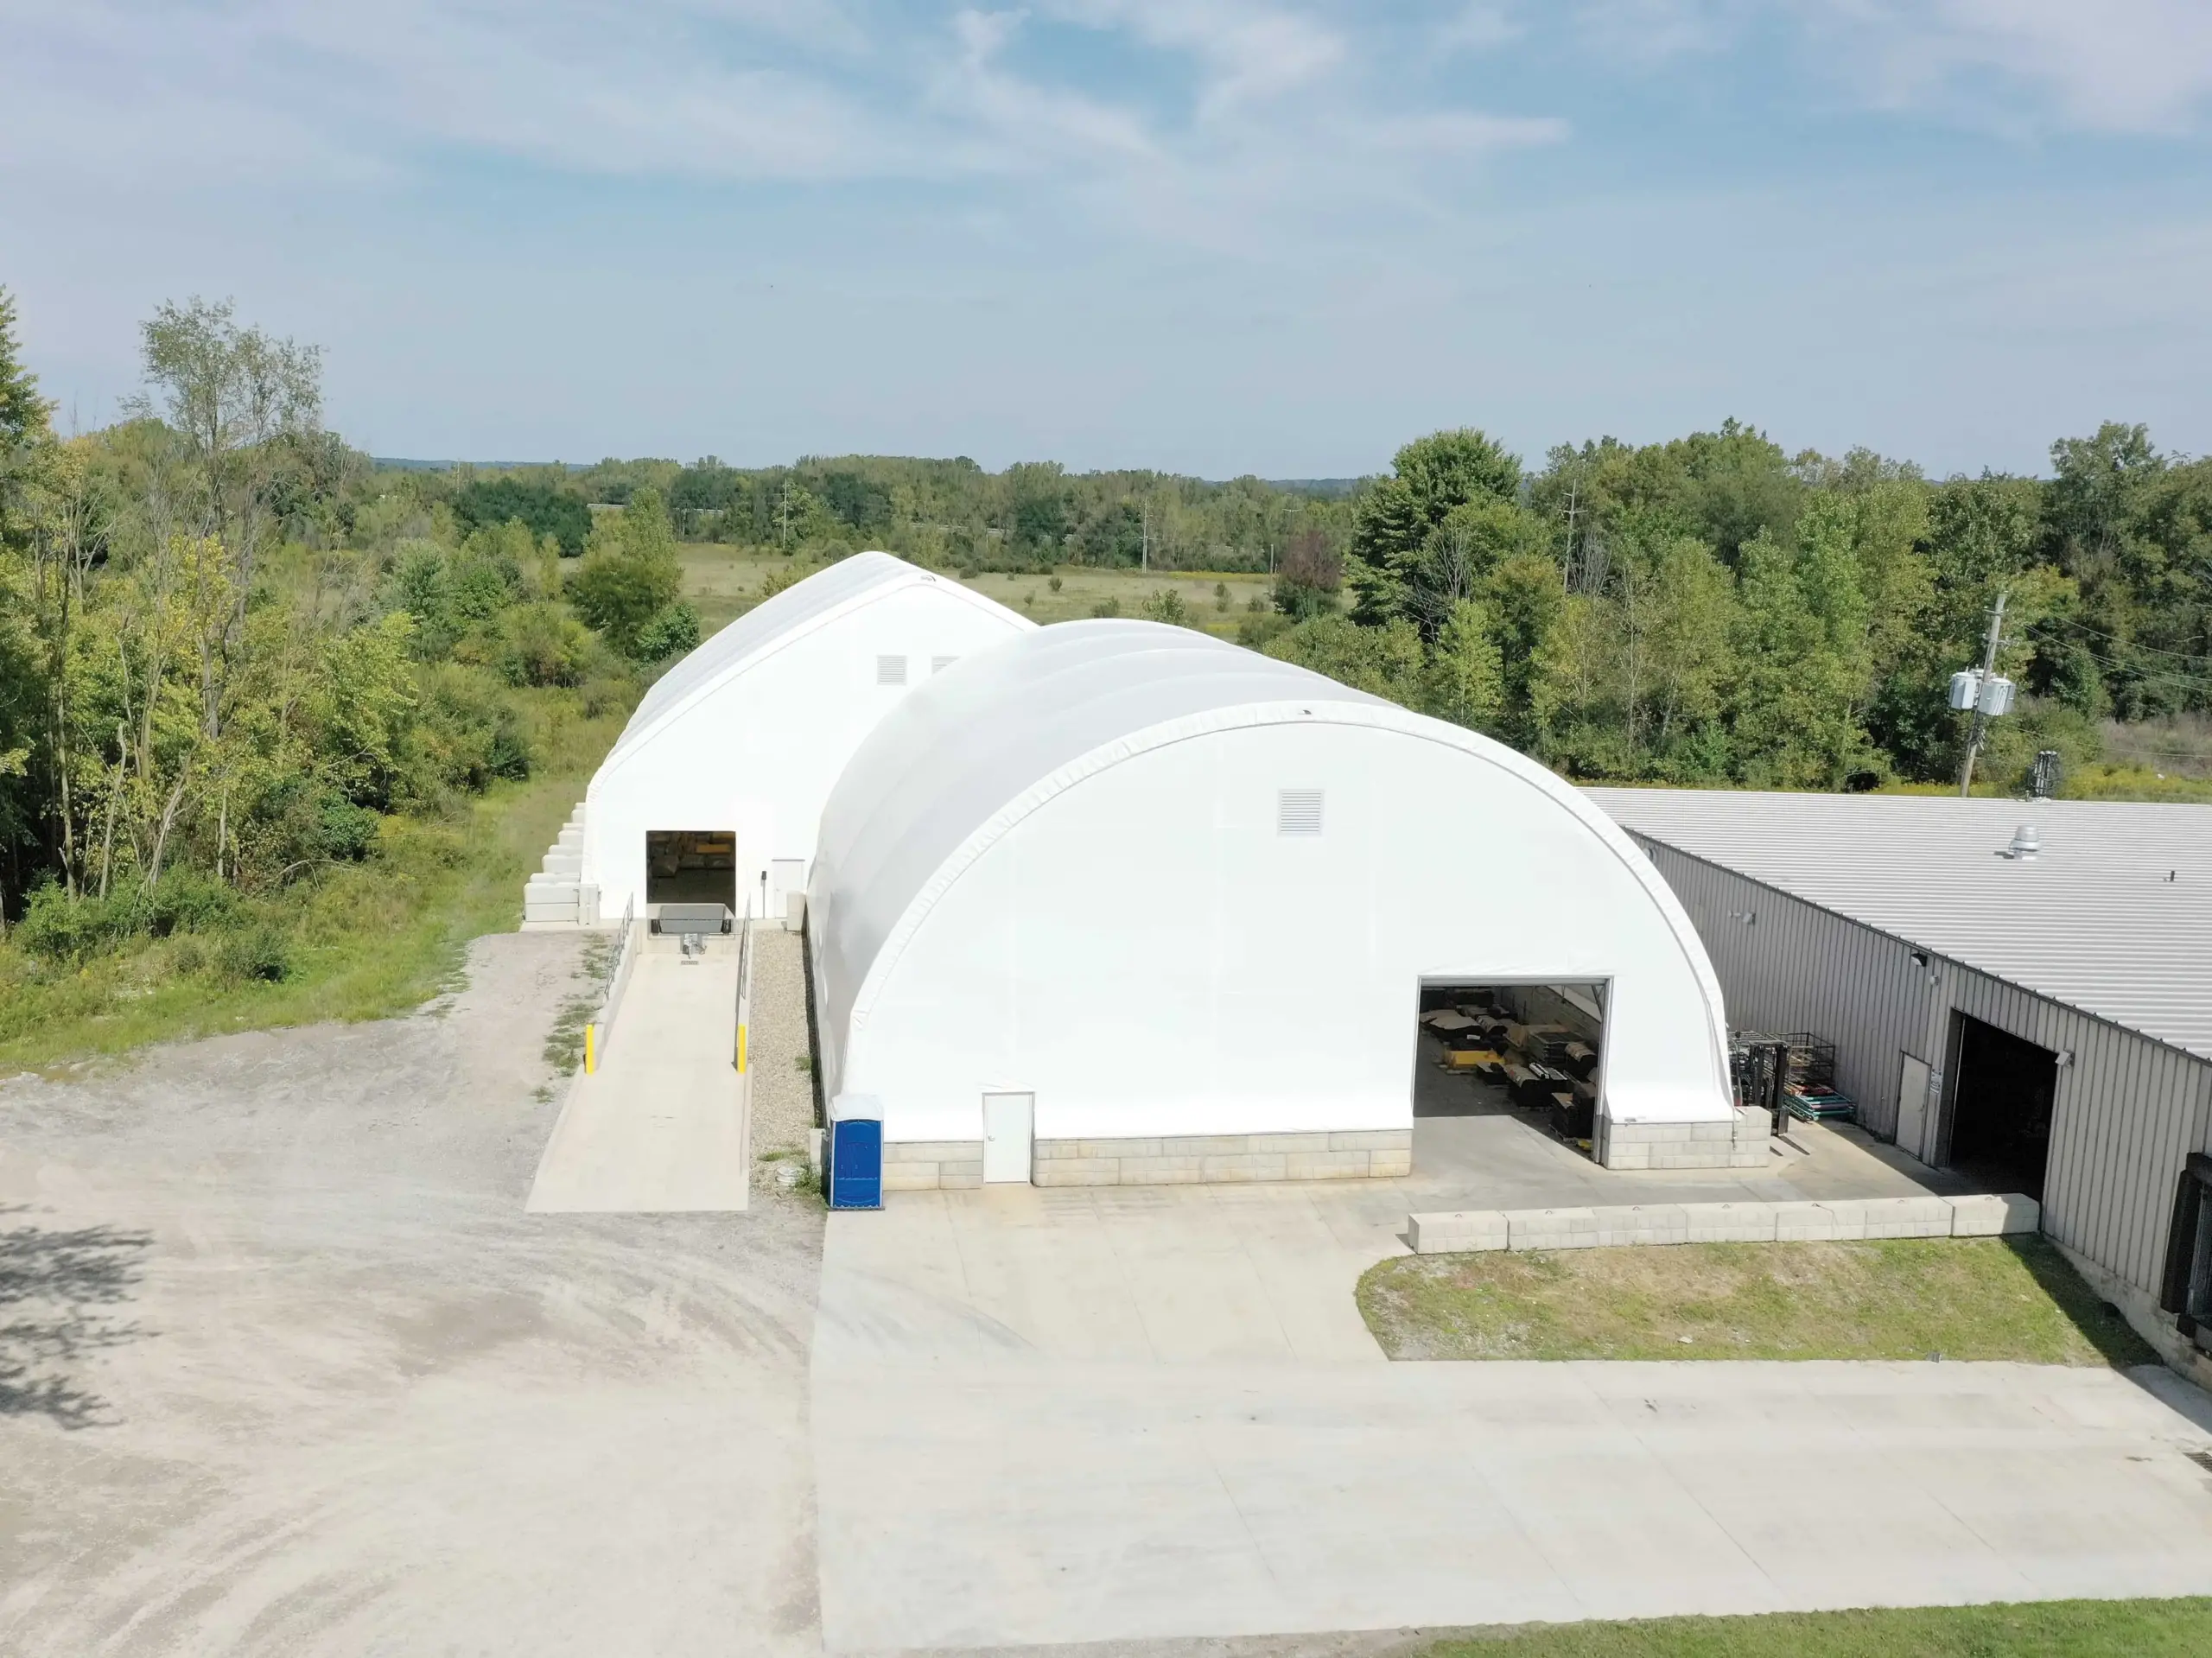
[1858,1195,1955,1238]
[1032,1128,1412,1186]
[523,804,589,928]
[882,1140,985,1191]
[1945,1192,2042,1236]
[1592,1204,1690,1247]
[1504,1207,1600,1250]
[1686,1202,1779,1243]
[1408,1211,1510,1254]
[1774,1199,1850,1241]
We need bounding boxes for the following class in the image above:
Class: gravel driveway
[0,931,823,1656]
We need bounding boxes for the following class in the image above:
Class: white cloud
[1800,0,2212,134]
[1439,4,1523,54]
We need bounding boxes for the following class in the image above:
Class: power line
[2035,614,2212,666]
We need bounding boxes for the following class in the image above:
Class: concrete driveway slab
[815,1186,2212,1652]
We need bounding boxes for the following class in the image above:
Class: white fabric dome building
[809,619,1741,1189]
[576,552,1033,924]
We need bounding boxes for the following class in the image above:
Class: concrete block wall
[1033,1129,1412,1187]
[1407,1192,2040,1255]
[877,1128,1415,1190]
[883,1140,983,1191]
[1594,1106,1769,1172]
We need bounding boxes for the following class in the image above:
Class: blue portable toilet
[827,1093,883,1210]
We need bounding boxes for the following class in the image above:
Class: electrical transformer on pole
[1951,589,2014,797]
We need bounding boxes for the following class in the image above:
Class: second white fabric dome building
[809,619,1739,1189]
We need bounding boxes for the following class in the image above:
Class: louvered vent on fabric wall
[1276,788,1325,836]
[876,655,908,686]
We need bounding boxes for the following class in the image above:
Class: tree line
[1245,424,2210,794]
[5,285,2209,946]
[0,292,696,950]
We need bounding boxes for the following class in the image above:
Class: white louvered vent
[1277,788,1325,836]
[931,655,957,673]
[876,654,908,686]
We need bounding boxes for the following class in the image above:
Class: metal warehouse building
[1592,787,2212,1377]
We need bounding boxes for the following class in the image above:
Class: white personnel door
[769,859,805,926]
[1896,1052,1932,1162]
[982,1092,1034,1184]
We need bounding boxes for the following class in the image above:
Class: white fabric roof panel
[1589,787,2212,1063]
[811,621,1738,1134]
[811,621,1388,1010]
[611,549,948,762]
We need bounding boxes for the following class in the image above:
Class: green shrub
[632,601,702,662]
[216,924,292,983]
[15,872,239,963]
[494,603,594,688]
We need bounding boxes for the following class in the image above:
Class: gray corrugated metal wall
[1632,833,2212,1299]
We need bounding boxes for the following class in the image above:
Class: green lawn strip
[1357,1236,2157,1365]
[1424,1598,2212,1656]
[0,695,626,1070]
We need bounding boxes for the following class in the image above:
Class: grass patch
[1423,1597,2212,1656]
[1357,1236,2158,1365]
[0,688,631,1070]
[678,544,1275,637]
[542,930,621,1073]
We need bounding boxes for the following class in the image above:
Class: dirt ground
[0,930,824,1656]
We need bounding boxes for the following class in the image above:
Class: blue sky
[3,1,2209,478]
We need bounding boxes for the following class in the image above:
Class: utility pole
[1958,589,2008,797]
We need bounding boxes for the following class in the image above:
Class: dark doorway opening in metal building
[1944,1013,2057,1200]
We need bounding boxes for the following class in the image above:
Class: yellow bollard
[736,1023,747,1074]
[585,1023,595,1075]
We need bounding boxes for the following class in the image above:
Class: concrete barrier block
[1368,1150,1413,1178]
[1408,1210,1509,1254]
[1077,1138,1160,1159]
[1592,1204,1689,1247]
[1689,1119,1736,1142]
[1947,1192,2041,1236]
[1774,1199,1843,1240]
[1732,1107,1770,1141]
[1859,1196,1954,1238]
[1285,1152,1365,1179]
[1506,1207,1599,1250]
[1684,1202,1779,1243]
[1329,1129,1414,1152]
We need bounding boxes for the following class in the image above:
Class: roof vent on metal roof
[2000,823,2040,861]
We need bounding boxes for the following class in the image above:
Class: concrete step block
[556,827,583,848]
[1592,1204,1689,1247]
[1505,1207,1599,1251]
[526,878,580,899]
[1947,1192,2041,1236]
[1859,1196,1954,1239]
[542,852,583,876]
[523,901,579,923]
[1684,1202,1779,1243]
[1408,1210,1509,1254]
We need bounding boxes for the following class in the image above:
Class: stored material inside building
[1417,982,1605,1152]
[645,830,736,910]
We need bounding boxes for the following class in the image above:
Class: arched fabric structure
[582,551,1033,919]
[810,620,1735,1180]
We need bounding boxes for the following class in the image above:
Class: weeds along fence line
[582,897,639,1074]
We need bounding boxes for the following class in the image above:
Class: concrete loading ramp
[528,934,749,1213]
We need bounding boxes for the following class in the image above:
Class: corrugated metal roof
[1587,787,2212,1063]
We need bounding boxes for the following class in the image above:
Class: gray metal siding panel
[1630,829,2212,1299]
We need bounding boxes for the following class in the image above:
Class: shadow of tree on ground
[1,1207,155,1429]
